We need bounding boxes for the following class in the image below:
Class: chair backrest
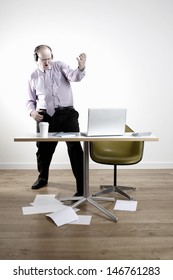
[90,125,144,166]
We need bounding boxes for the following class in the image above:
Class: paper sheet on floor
[22,194,91,226]
[46,206,78,226]
[22,194,65,215]
[22,202,66,215]
[69,215,92,225]
[114,200,138,211]
[30,194,59,206]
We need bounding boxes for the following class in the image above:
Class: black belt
[55,106,73,111]
[40,106,73,113]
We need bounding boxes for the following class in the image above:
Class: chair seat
[91,141,143,165]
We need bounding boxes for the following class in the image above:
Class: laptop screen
[86,108,127,136]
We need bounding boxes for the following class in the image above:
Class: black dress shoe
[31,178,47,189]
[74,192,84,197]
[72,192,84,203]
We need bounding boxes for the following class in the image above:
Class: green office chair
[90,125,144,200]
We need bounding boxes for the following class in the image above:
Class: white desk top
[14,132,159,142]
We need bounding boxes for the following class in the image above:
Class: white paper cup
[39,122,49,137]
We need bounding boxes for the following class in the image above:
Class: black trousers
[36,107,83,194]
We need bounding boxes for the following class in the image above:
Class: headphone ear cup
[34,53,38,61]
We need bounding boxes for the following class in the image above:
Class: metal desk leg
[60,141,118,222]
[83,141,118,222]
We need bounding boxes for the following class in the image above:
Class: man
[26,45,86,196]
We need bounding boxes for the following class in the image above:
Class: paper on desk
[53,132,80,137]
[46,206,78,226]
[69,215,92,225]
[114,200,138,211]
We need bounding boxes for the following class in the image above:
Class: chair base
[92,185,136,200]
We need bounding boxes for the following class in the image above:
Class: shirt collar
[38,64,52,72]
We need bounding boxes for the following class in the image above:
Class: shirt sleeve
[60,62,86,82]
[26,79,37,115]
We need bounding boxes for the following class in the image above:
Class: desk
[14,133,159,222]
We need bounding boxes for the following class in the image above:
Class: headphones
[34,45,53,61]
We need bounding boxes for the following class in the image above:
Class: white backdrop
[0,0,173,169]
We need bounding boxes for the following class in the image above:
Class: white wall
[0,0,173,169]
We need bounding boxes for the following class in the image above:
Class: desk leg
[61,141,118,222]
[83,141,89,197]
[87,197,118,222]
[83,141,118,222]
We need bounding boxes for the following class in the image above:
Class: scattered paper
[22,203,66,215]
[69,215,92,225]
[22,194,65,215]
[46,206,78,226]
[31,194,58,206]
[22,194,92,226]
[114,200,138,211]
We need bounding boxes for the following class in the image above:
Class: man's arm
[61,53,86,82]
[26,81,43,122]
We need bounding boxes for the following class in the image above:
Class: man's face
[37,47,52,70]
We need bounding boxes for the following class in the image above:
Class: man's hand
[30,110,44,122]
[77,53,86,71]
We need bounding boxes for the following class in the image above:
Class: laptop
[81,108,127,136]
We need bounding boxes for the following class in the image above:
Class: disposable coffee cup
[39,122,49,137]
